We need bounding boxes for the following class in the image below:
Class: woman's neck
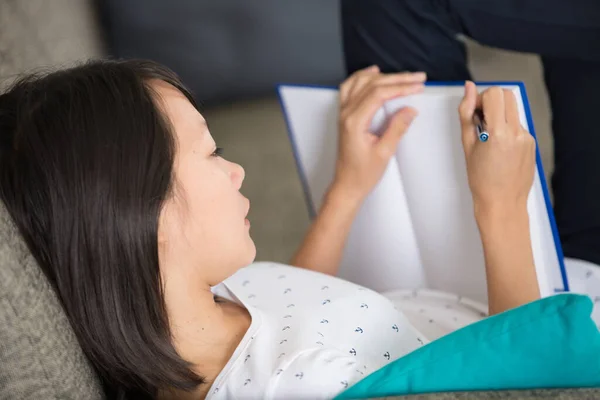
[161,277,251,399]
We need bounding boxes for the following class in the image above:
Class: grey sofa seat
[0,202,104,399]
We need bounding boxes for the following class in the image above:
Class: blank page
[382,85,561,302]
[278,84,564,303]
[279,86,426,291]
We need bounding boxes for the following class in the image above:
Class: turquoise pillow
[336,294,600,399]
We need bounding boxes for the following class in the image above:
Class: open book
[278,83,568,305]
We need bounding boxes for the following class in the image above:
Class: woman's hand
[332,65,426,203]
[458,82,537,217]
[458,82,540,314]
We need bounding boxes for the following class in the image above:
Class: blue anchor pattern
[218,264,471,396]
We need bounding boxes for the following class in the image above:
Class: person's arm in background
[459,82,540,315]
[291,66,426,276]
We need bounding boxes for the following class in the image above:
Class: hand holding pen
[458,81,537,213]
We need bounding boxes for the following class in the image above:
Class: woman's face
[154,80,255,286]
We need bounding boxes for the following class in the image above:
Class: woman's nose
[229,161,245,190]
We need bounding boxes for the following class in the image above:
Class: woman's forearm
[290,184,362,276]
[476,204,540,315]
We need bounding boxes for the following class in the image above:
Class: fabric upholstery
[0,201,104,398]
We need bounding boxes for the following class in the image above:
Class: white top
[207,262,487,399]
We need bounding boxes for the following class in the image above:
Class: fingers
[340,65,379,105]
[340,66,426,106]
[481,87,506,134]
[341,83,424,133]
[376,107,417,158]
[503,89,521,134]
[458,81,478,151]
[351,71,426,101]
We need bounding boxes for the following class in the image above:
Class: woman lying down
[0,60,579,399]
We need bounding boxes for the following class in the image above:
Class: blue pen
[473,108,489,142]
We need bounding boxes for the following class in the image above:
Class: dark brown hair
[0,59,203,398]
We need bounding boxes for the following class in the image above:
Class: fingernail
[367,65,379,71]
[412,72,427,80]
[402,108,417,123]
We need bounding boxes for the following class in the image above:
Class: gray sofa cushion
[101,0,345,105]
[0,202,104,399]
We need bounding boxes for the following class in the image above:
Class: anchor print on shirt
[295,372,304,380]
[392,324,399,332]
[282,326,291,331]
[247,294,256,299]
[283,288,292,294]
[354,327,363,334]
[244,379,251,386]
[283,314,292,318]
[349,348,357,356]
[242,280,250,287]
[287,304,295,308]
[279,339,288,345]
[384,352,390,360]
[360,303,369,309]
[276,369,284,375]
[322,299,331,305]
[321,285,329,290]
[320,319,329,324]
[244,355,251,363]
[341,381,349,388]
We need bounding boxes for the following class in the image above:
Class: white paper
[278,84,564,303]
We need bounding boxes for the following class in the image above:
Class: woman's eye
[211,147,224,157]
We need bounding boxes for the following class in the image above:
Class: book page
[278,86,426,291]
[382,85,560,303]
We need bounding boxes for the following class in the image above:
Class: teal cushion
[336,294,600,399]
